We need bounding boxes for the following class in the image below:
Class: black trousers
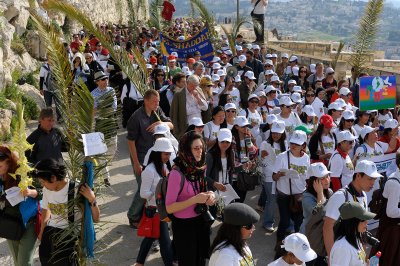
[251,13,265,43]
[171,215,211,266]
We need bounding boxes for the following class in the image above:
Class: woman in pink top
[166,131,216,266]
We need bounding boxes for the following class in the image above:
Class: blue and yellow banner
[160,27,214,63]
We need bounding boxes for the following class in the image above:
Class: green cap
[295,125,312,135]
[339,201,376,220]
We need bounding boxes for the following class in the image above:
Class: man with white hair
[170,75,208,139]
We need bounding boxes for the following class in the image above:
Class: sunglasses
[300,70,307,73]
[207,85,213,87]
[249,100,259,104]
[226,110,236,113]
[100,78,108,81]
[306,94,315,97]
[345,119,354,123]
[242,224,254,230]
[241,125,251,129]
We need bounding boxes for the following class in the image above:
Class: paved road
[0,126,277,265]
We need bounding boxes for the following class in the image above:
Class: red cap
[187,58,196,64]
[101,48,109,56]
[149,56,157,64]
[320,114,334,129]
[168,55,176,61]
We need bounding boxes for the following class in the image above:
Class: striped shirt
[91,86,117,110]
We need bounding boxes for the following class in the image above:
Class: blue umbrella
[83,160,96,258]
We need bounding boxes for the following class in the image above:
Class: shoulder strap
[253,0,262,11]
[207,122,213,139]
[387,178,400,186]
[287,151,293,195]
[319,139,325,155]
[172,167,186,196]
[126,79,131,97]
[43,64,50,72]
[362,144,367,154]
[245,108,249,118]
[68,180,75,223]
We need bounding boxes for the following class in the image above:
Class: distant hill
[170,0,400,59]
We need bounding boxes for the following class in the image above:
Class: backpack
[368,176,400,219]
[122,79,143,128]
[43,65,56,92]
[155,168,185,222]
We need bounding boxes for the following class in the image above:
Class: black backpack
[369,176,400,219]
[122,79,143,128]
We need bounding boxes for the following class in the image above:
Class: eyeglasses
[242,224,254,230]
[249,100,259,104]
[192,146,203,151]
[306,94,315,97]
[226,110,236,113]
[300,70,307,73]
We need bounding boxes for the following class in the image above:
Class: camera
[194,204,215,223]
[364,231,380,248]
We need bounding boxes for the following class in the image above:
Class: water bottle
[244,136,252,148]
[369,251,381,266]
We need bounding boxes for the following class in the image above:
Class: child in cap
[268,233,317,266]
[209,203,259,266]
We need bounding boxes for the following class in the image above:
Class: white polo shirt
[330,237,367,266]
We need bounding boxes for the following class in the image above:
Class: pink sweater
[165,169,200,219]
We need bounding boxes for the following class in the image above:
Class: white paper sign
[5,186,24,206]
[279,169,300,179]
[82,132,108,156]
[218,184,240,206]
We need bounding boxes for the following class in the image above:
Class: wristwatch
[90,200,97,207]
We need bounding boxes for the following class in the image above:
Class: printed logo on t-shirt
[345,162,354,170]
[323,141,334,150]
[48,202,67,217]
[286,125,294,134]
[290,164,307,175]
[240,255,255,266]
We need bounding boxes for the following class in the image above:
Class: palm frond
[148,0,163,31]
[349,0,384,77]
[190,0,218,41]
[44,0,150,95]
[221,16,251,56]
[332,41,345,70]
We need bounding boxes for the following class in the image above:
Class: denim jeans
[276,193,303,242]
[136,221,173,265]
[127,160,145,221]
[262,181,276,228]
[257,183,266,208]
[7,222,36,266]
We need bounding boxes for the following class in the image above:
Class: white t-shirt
[120,81,143,102]
[328,151,355,187]
[219,158,229,184]
[330,237,367,266]
[204,121,220,141]
[382,170,400,218]
[378,113,392,126]
[239,108,262,137]
[268,257,305,266]
[277,112,301,138]
[274,151,310,194]
[209,243,254,266]
[353,124,365,137]
[39,63,50,91]
[253,0,268,15]
[261,141,285,183]
[325,188,368,221]
[311,97,325,119]
[228,87,241,109]
[354,142,388,160]
[321,134,336,155]
[42,180,71,229]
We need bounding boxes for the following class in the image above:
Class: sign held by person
[359,75,396,111]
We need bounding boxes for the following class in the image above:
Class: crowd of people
[2,22,400,266]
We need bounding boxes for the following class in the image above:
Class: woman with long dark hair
[151,68,168,91]
[0,146,40,266]
[209,203,259,265]
[135,138,174,266]
[298,66,310,90]
[309,114,336,166]
[329,202,375,266]
[165,131,216,266]
[204,106,226,150]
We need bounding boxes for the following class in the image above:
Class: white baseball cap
[292,86,302,93]
[290,130,307,145]
[178,35,185,41]
[266,114,278,124]
[367,109,378,114]
[291,92,302,104]
[271,121,285,134]
[248,94,259,101]
[235,45,243,51]
[288,80,297,85]
[326,67,335,74]
[252,44,260,50]
[153,123,170,135]
[225,50,233,55]
[271,75,281,83]
[360,126,379,139]
[279,96,294,106]
[244,43,252,50]
[342,110,355,120]
[303,105,316,117]
[171,52,178,57]
[328,102,344,111]
[234,75,242,83]
[146,64,153,69]
[339,87,351,96]
[244,71,256,80]
[289,55,298,62]
[211,74,220,82]
[257,91,267,98]
[211,56,221,63]
[292,66,299,76]
[355,160,382,178]
[264,59,273,66]
[265,85,277,94]
[224,103,236,111]
[282,53,289,58]
[336,130,357,143]
[182,66,193,76]
[282,233,317,263]
[271,53,278,58]
[264,69,274,76]
[238,55,246,62]
[189,117,204,127]
[309,64,316,74]
[212,63,222,70]
[217,128,233,143]
[265,53,272,58]
[152,137,174,153]
[307,162,332,179]
[234,116,250,127]
[217,69,226,76]
[384,118,399,129]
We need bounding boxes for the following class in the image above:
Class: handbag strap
[319,139,325,155]
[252,0,262,13]
[287,151,292,196]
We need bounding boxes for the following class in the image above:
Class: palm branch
[349,0,384,78]
[148,0,163,31]
[331,41,345,71]
[190,0,218,42]
[221,16,251,56]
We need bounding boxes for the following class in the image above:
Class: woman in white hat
[223,103,237,130]
[135,138,174,266]
[239,94,263,137]
[378,118,400,152]
[260,121,288,232]
[268,233,317,266]
[186,117,205,135]
[299,105,317,133]
[204,106,226,150]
